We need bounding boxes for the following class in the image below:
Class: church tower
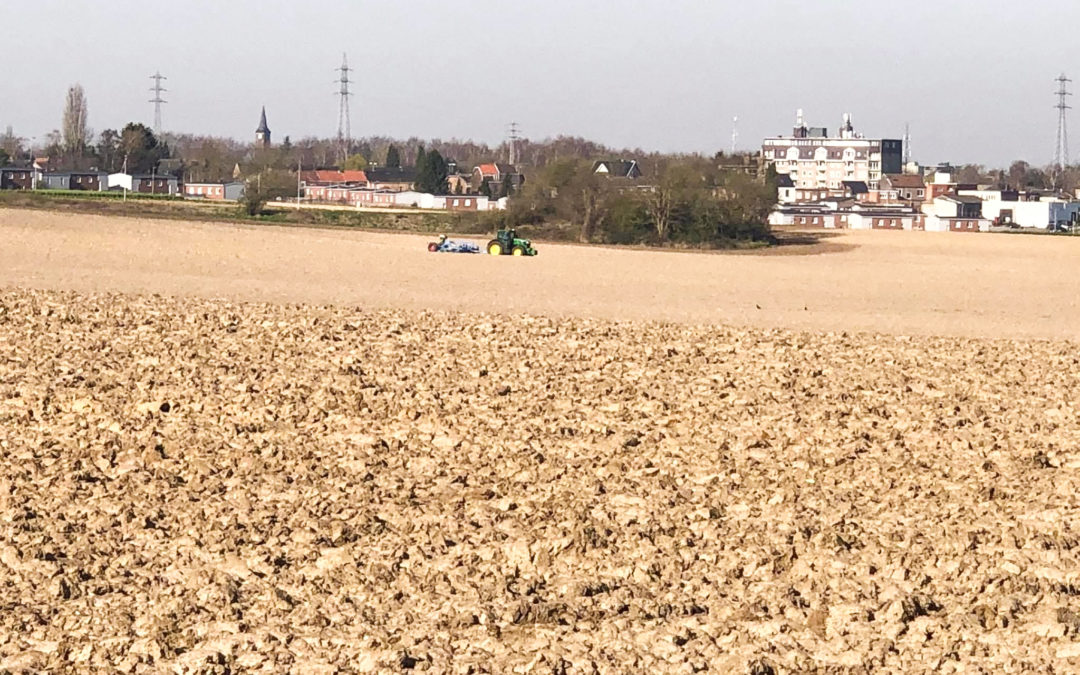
[255,106,271,148]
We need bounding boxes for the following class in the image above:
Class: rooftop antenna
[336,53,353,165]
[903,122,912,166]
[1055,73,1072,180]
[507,121,521,165]
[149,71,167,137]
[731,115,739,155]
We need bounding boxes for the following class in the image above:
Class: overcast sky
[2,0,1078,166]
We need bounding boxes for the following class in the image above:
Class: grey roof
[842,180,869,194]
[593,160,641,178]
[942,194,983,204]
[366,167,416,182]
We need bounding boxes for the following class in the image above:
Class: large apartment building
[762,110,903,190]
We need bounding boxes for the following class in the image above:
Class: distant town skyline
[3,0,1080,167]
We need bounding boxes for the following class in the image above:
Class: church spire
[255,106,271,148]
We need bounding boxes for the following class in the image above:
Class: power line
[336,53,353,164]
[149,71,168,137]
[507,122,521,165]
[1055,73,1072,176]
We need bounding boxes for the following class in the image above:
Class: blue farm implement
[428,236,481,254]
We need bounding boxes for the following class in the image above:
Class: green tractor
[486,228,538,257]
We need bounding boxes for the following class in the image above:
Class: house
[349,189,399,207]
[393,191,437,209]
[471,163,525,193]
[924,215,989,233]
[38,171,106,191]
[927,194,983,220]
[110,173,178,195]
[447,173,472,195]
[365,167,416,192]
[69,170,107,191]
[592,160,642,179]
[37,170,106,191]
[184,182,245,201]
[304,185,355,203]
[41,172,73,190]
[841,181,869,201]
[443,195,487,211]
[776,174,797,203]
[879,174,926,203]
[0,166,36,190]
[134,174,179,195]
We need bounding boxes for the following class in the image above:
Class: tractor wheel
[512,246,525,256]
[487,240,503,255]
[428,242,439,252]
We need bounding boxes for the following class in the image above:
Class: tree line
[486,156,777,248]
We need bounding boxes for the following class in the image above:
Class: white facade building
[762,110,903,190]
[976,198,1080,230]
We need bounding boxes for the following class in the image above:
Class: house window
[465,199,471,206]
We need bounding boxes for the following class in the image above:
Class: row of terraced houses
[0,161,244,200]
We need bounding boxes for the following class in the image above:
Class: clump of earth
[0,288,1078,673]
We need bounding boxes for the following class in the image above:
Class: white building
[975,197,1080,230]
[762,110,903,190]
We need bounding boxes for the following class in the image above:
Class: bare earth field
[3,208,1080,339]
[1,209,1080,672]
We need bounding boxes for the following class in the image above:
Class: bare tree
[645,163,700,241]
[62,84,89,158]
[0,126,20,158]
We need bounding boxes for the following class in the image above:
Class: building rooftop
[884,174,926,189]
[366,167,417,182]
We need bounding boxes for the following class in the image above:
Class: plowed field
[1,209,1079,672]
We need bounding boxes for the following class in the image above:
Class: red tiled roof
[301,170,368,184]
[476,163,499,177]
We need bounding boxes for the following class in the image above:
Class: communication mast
[507,122,521,165]
[336,53,353,164]
[149,72,168,136]
[903,122,912,167]
[1055,73,1072,175]
[731,116,739,155]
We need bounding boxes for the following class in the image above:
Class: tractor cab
[486,228,538,257]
